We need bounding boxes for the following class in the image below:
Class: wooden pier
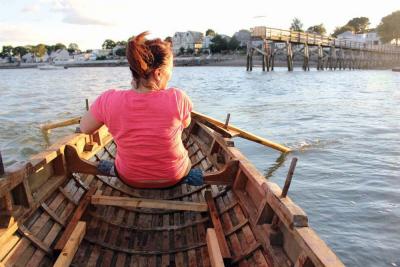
[247,26,400,71]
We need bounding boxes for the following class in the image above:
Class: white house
[22,53,35,63]
[172,31,204,54]
[337,31,382,46]
[202,36,213,49]
[234,30,251,47]
[50,49,71,62]
[92,49,111,58]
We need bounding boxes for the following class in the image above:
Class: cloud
[44,0,114,26]
[0,23,45,45]
[21,4,40,13]
[62,12,114,26]
[253,15,267,19]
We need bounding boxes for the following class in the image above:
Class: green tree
[102,39,116,49]
[116,40,127,46]
[12,46,28,57]
[186,48,194,54]
[290,18,304,32]
[1,45,13,57]
[206,29,216,36]
[228,36,240,51]
[54,43,66,51]
[179,47,185,55]
[68,43,80,53]
[332,25,355,37]
[210,34,228,53]
[346,17,370,33]
[115,48,126,57]
[377,10,400,45]
[306,24,327,35]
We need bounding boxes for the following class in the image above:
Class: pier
[247,26,400,71]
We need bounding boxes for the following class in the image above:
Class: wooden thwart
[206,228,225,267]
[53,221,86,267]
[91,195,208,212]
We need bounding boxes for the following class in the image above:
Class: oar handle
[41,116,81,132]
[191,111,291,153]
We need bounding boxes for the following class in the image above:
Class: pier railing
[251,26,400,54]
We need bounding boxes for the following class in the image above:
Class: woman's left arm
[80,111,103,134]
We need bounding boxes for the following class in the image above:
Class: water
[1,66,399,266]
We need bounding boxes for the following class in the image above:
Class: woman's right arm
[80,111,103,134]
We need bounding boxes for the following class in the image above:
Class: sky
[0,0,399,50]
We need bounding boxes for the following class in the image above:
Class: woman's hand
[80,111,103,134]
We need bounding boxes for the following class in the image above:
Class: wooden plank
[91,195,208,212]
[17,225,52,255]
[54,185,96,251]
[53,221,86,267]
[204,191,231,260]
[206,228,225,267]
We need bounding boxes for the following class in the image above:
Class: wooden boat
[0,112,344,267]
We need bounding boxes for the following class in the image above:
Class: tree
[306,24,327,35]
[115,48,126,57]
[116,40,127,46]
[186,48,194,54]
[290,18,304,32]
[68,43,80,53]
[179,47,185,55]
[377,10,400,45]
[33,44,47,57]
[1,46,13,57]
[102,39,116,49]
[210,34,228,53]
[206,29,216,36]
[228,36,240,51]
[332,25,355,37]
[54,43,66,51]
[164,36,172,44]
[346,17,370,34]
[12,46,29,57]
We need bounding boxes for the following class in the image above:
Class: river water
[1,66,399,266]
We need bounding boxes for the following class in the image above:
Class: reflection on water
[1,66,400,266]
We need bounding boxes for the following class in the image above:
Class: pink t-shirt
[90,88,193,188]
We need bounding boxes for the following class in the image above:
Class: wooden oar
[191,111,291,153]
[40,116,81,133]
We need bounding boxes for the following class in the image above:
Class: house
[172,31,204,54]
[92,49,111,58]
[202,36,213,49]
[22,53,35,63]
[234,30,251,47]
[50,49,71,62]
[36,53,49,63]
[337,31,382,46]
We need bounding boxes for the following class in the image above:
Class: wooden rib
[189,147,201,157]
[207,228,225,267]
[54,185,97,251]
[54,221,86,267]
[58,186,78,205]
[91,195,208,212]
[103,146,115,159]
[225,219,249,236]
[218,201,239,214]
[94,174,209,200]
[204,190,232,260]
[192,155,207,168]
[84,235,206,256]
[88,210,208,231]
[231,242,262,264]
[17,225,52,255]
[40,203,66,226]
[71,174,89,191]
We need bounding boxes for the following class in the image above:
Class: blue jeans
[97,160,204,186]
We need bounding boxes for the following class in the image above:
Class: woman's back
[90,87,192,187]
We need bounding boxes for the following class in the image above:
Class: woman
[66,32,236,188]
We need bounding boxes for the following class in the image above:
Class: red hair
[126,32,172,88]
